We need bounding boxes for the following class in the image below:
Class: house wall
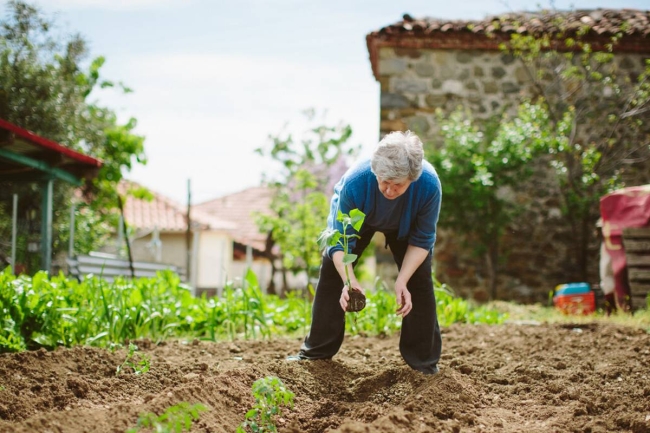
[231,259,273,291]
[376,45,649,303]
[378,46,648,133]
[196,230,232,290]
[129,232,188,270]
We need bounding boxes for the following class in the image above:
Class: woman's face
[377,177,411,200]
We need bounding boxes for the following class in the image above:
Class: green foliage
[126,402,207,433]
[318,209,366,286]
[0,1,147,273]
[115,343,151,376]
[220,269,271,340]
[345,276,508,335]
[256,170,329,283]
[237,376,294,433]
[433,284,507,327]
[255,110,359,293]
[0,267,508,353]
[428,104,547,296]
[0,267,200,351]
[498,10,650,280]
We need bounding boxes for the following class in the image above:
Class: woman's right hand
[339,281,364,312]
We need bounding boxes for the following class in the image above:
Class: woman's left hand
[395,280,412,317]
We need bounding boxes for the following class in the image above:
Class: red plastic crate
[553,292,596,315]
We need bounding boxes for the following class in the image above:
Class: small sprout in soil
[126,402,207,433]
[116,343,151,376]
[318,208,367,312]
[238,376,295,433]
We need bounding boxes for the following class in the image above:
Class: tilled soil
[1,321,649,433]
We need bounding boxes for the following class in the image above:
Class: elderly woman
[293,130,442,374]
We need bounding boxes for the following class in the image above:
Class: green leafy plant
[318,209,367,312]
[116,343,150,376]
[126,402,207,433]
[237,376,295,433]
[318,209,365,286]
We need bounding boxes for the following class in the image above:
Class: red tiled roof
[194,186,273,252]
[367,9,650,80]
[119,180,235,232]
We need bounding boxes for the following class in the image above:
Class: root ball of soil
[346,289,366,312]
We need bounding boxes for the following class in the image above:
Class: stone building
[366,9,650,302]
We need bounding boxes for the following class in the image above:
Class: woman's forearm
[331,250,359,287]
[396,245,429,286]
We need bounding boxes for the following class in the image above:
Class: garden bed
[1,321,649,432]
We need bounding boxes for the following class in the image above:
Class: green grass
[488,300,650,332]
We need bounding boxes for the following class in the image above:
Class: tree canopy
[255,110,358,294]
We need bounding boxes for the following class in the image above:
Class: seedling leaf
[342,253,357,265]
[349,209,365,231]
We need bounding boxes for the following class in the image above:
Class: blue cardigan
[326,158,442,258]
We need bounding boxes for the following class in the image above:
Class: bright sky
[5,0,649,204]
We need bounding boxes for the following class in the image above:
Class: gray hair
[370,131,424,181]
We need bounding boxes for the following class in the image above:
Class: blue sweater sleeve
[408,173,442,252]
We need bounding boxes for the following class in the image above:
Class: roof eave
[366,29,650,82]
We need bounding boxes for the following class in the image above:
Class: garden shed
[0,118,102,273]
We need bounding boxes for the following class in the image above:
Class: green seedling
[237,376,295,433]
[116,343,151,376]
[126,402,207,433]
[318,209,366,312]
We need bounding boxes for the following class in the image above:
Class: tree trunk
[262,231,277,296]
[487,243,499,300]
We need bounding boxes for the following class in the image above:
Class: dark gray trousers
[299,226,442,374]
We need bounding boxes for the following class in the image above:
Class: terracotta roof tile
[193,186,273,252]
[118,180,235,232]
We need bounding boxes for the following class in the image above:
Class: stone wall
[375,46,649,303]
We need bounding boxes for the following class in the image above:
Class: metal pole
[11,194,17,274]
[191,230,199,296]
[40,179,53,273]
[186,179,192,282]
[69,203,76,258]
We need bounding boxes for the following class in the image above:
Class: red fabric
[599,185,650,305]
